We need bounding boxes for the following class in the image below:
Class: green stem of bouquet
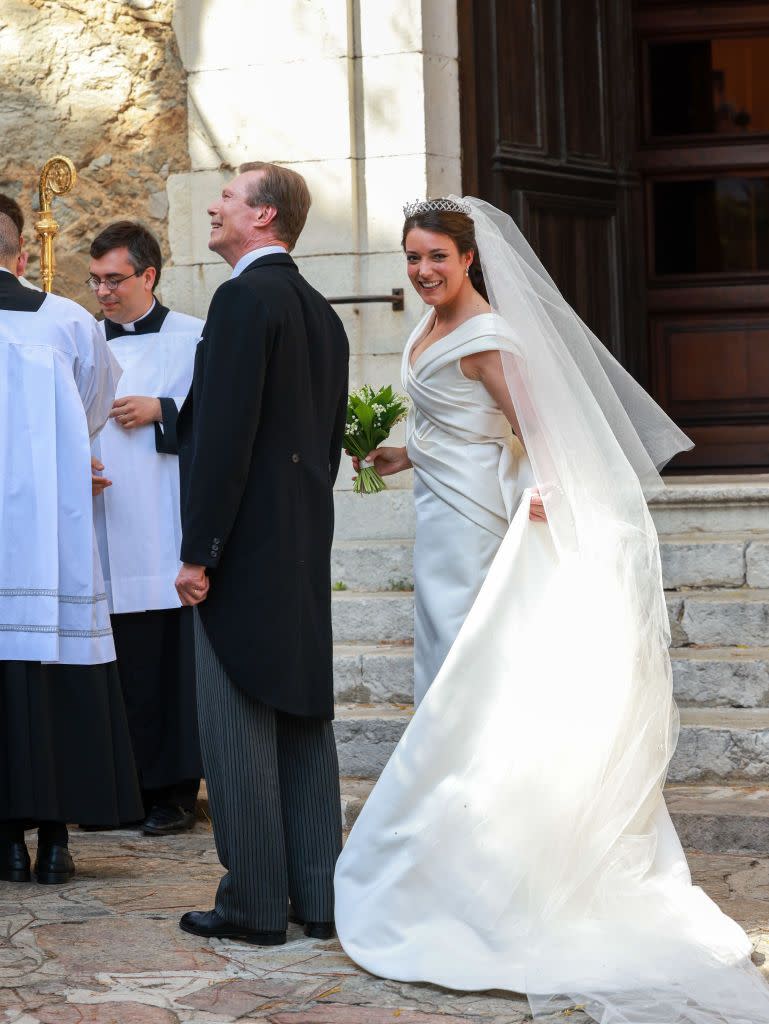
[353,465,386,494]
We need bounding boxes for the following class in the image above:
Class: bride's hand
[529,488,547,522]
[348,445,411,478]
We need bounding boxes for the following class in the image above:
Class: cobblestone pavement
[1,825,768,1023]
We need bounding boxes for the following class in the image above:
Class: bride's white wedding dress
[406,311,534,705]
[335,197,769,1023]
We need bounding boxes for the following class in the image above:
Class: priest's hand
[91,456,112,496]
[176,563,209,606]
[111,396,162,430]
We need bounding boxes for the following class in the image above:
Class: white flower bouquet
[345,384,409,494]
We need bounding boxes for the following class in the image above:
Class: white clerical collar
[121,298,156,333]
[0,266,13,275]
[230,245,288,279]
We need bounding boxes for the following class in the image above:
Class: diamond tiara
[402,197,472,219]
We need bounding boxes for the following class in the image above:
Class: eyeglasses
[85,271,141,292]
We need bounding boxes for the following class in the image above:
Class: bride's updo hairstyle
[402,198,488,301]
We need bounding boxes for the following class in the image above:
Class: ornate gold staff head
[35,155,77,293]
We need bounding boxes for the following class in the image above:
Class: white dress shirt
[230,245,288,279]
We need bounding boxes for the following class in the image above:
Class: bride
[335,197,769,1023]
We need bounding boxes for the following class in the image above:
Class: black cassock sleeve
[154,397,181,455]
[179,286,274,569]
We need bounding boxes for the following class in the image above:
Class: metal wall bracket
[327,288,404,311]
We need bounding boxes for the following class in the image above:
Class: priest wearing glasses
[88,221,204,835]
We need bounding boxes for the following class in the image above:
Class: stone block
[333,706,410,777]
[669,708,769,782]
[188,62,352,166]
[341,779,375,829]
[680,591,769,647]
[359,53,426,159]
[666,594,687,647]
[426,154,463,197]
[334,488,416,540]
[362,155,463,252]
[356,252,424,357]
[650,480,769,534]
[660,537,745,589]
[291,160,357,256]
[160,263,228,319]
[747,541,769,588]
[358,0,423,55]
[332,591,414,644]
[334,644,414,703]
[188,98,225,171]
[173,0,349,71]
[671,649,769,708]
[424,55,462,158]
[332,540,414,591]
[167,169,228,266]
[666,783,769,853]
[423,0,460,59]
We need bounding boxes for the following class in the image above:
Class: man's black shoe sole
[179,918,286,945]
[288,910,335,940]
[0,868,31,883]
[36,869,75,885]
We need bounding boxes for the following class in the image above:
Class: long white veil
[462,195,769,1021]
[335,197,769,1024]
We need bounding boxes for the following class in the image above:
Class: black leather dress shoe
[288,905,336,940]
[179,909,286,946]
[34,844,75,885]
[142,804,195,836]
[0,841,31,883]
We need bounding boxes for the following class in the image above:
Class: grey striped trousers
[194,613,342,931]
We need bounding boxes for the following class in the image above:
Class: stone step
[332,591,413,644]
[333,588,769,649]
[334,643,414,703]
[331,539,413,592]
[333,479,769,542]
[334,489,415,541]
[335,644,769,710]
[330,533,769,592]
[668,588,769,647]
[332,704,411,779]
[671,647,769,708]
[333,705,769,786]
[340,779,769,853]
[649,477,769,535]
[340,777,375,830]
[666,783,769,854]
[669,708,769,783]
[660,532,769,589]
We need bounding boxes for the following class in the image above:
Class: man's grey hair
[0,211,20,262]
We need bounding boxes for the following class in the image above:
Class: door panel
[459,0,643,369]
[636,0,769,469]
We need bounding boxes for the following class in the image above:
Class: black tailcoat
[172,254,349,720]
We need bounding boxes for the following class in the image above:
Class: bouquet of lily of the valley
[345,384,409,494]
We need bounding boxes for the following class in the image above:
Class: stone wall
[167,0,461,488]
[0,0,189,308]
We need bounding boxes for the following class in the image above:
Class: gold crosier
[35,155,77,293]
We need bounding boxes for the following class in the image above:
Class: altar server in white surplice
[0,211,143,887]
[88,221,203,837]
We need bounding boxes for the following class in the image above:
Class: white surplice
[92,307,202,614]
[0,282,120,664]
[404,312,534,705]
